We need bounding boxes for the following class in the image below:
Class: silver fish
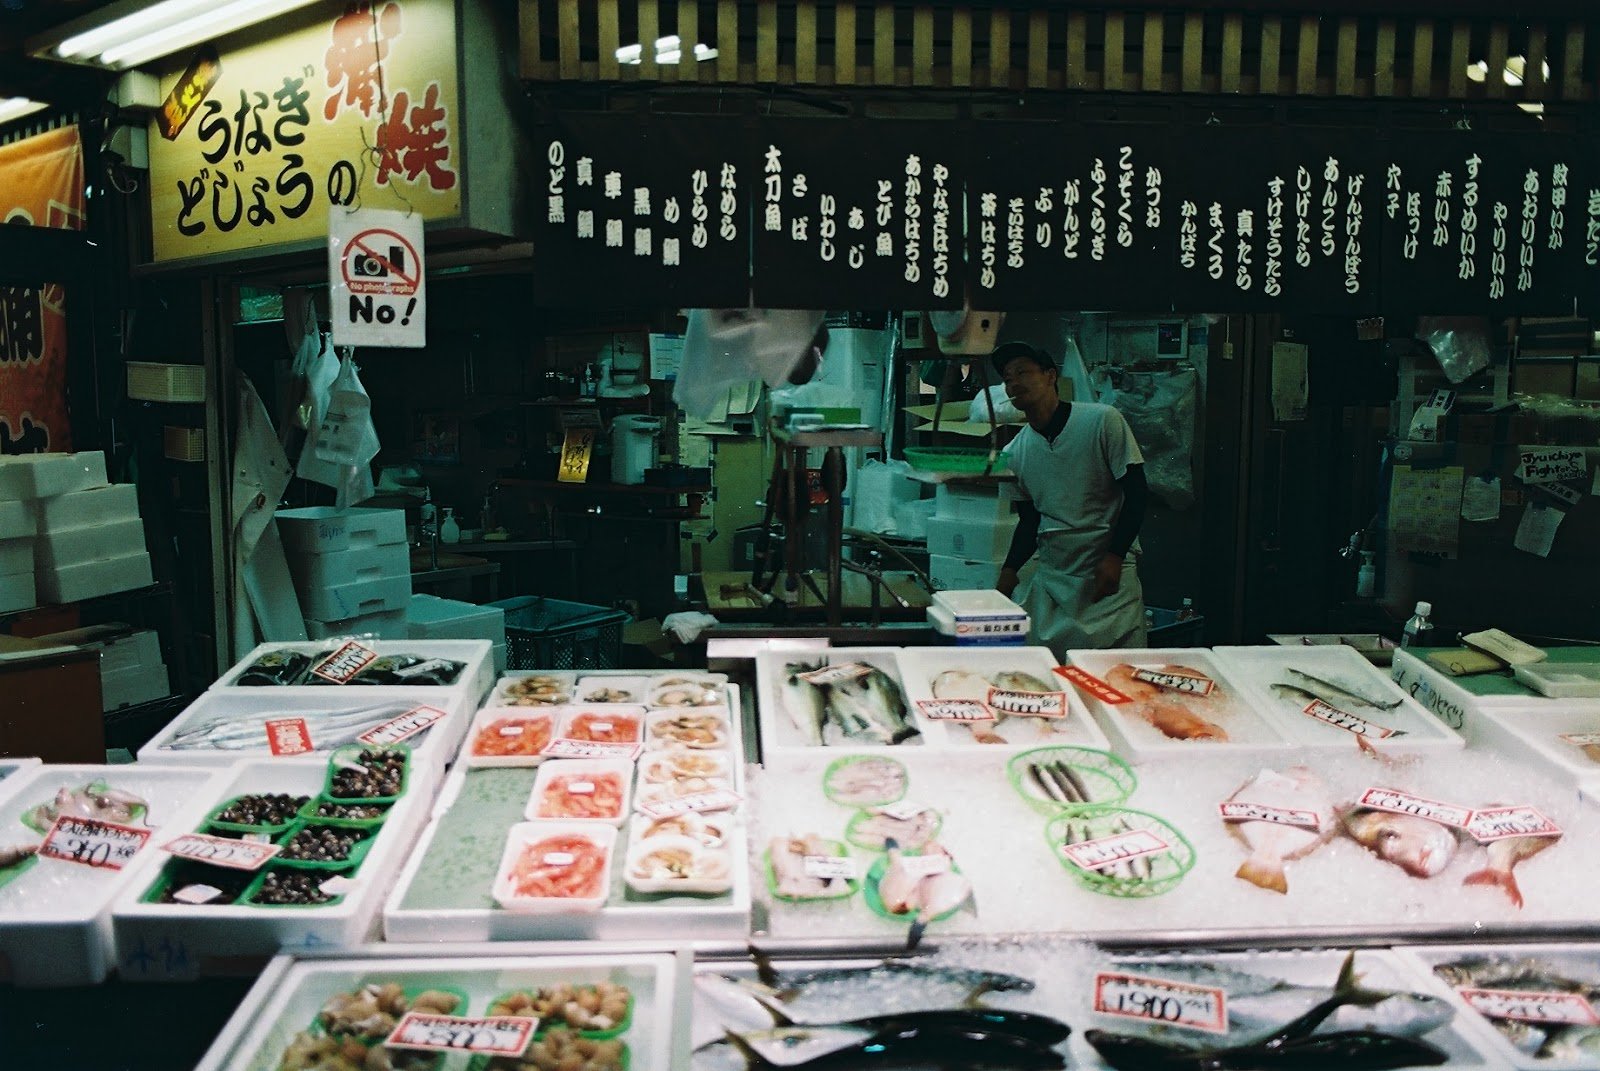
[990,670,1055,692]
[745,961,1034,1024]
[163,702,419,751]
[1285,668,1402,710]
[781,662,830,746]
[827,668,916,745]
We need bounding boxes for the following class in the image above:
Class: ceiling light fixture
[32,0,322,71]
[0,98,49,125]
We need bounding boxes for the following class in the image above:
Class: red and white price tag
[986,688,1070,718]
[359,705,447,746]
[798,662,873,686]
[1062,828,1170,873]
[894,852,952,879]
[916,698,995,722]
[1356,787,1474,829]
[38,816,151,870]
[161,831,282,871]
[386,1013,539,1057]
[309,641,378,683]
[1054,665,1133,705]
[1094,971,1228,1034]
[266,717,314,756]
[541,738,642,761]
[802,855,858,880]
[637,788,743,819]
[1457,987,1600,1026]
[1300,699,1401,739]
[1218,801,1323,830]
[1464,805,1563,843]
[1132,667,1216,696]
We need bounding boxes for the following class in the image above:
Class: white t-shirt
[1004,401,1144,548]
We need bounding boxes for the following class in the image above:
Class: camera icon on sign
[352,245,406,278]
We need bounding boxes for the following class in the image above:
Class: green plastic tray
[844,806,942,852]
[467,1038,629,1071]
[273,820,378,871]
[484,984,634,1041]
[138,859,256,907]
[20,779,148,835]
[1007,746,1139,816]
[324,743,412,805]
[241,863,354,908]
[298,797,392,829]
[310,983,472,1043]
[822,755,908,809]
[204,794,309,837]
[764,837,859,903]
[1044,805,1196,899]
[903,447,1008,473]
[862,851,966,924]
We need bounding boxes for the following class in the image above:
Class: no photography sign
[328,207,427,347]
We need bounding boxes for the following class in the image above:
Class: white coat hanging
[328,206,427,348]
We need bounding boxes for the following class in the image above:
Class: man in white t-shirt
[993,342,1149,656]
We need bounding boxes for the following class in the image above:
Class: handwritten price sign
[1458,987,1600,1026]
[1054,665,1133,705]
[802,855,858,880]
[1300,699,1401,739]
[310,641,378,683]
[541,739,642,761]
[1464,805,1563,843]
[1218,801,1322,830]
[1132,667,1216,696]
[1062,828,1170,873]
[359,705,447,746]
[161,831,281,871]
[1094,971,1228,1034]
[987,688,1070,718]
[637,788,743,819]
[39,816,151,870]
[386,1013,538,1056]
[798,662,874,685]
[1356,787,1474,829]
[916,699,995,722]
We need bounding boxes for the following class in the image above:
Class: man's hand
[996,567,1020,598]
[1090,554,1123,602]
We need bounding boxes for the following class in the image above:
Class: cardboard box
[934,481,1019,523]
[34,517,148,571]
[35,484,140,532]
[0,451,107,500]
[926,514,1018,561]
[35,551,153,605]
[929,553,1004,590]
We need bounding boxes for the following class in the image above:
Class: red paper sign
[38,815,150,870]
[310,641,378,684]
[1054,665,1133,705]
[358,705,447,746]
[1457,987,1600,1026]
[1094,971,1229,1034]
[161,831,282,871]
[266,718,314,756]
[986,687,1069,718]
[386,1013,538,1056]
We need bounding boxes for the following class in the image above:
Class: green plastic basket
[273,821,377,871]
[1007,747,1139,816]
[484,985,634,1041]
[862,851,967,925]
[822,755,908,809]
[297,797,392,829]
[138,859,257,906]
[844,806,942,852]
[242,864,354,908]
[467,1038,629,1071]
[324,743,412,804]
[903,447,1008,474]
[1044,805,1196,899]
[204,794,310,837]
[764,838,860,903]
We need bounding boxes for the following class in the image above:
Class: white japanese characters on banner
[328,207,426,348]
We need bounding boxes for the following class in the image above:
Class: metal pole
[823,445,846,627]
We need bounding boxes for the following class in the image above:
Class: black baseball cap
[990,341,1056,376]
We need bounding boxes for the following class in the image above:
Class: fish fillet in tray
[1393,943,1600,1070]
[755,648,927,755]
[1065,649,1296,761]
[1212,645,1464,752]
[195,951,680,1071]
[894,646,1110,751]
[1466,701,1600,790]
[0,762,228,986]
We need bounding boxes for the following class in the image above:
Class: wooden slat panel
[990,9,1011,89]
[1561,24,1585,100]
[597,0,619,80]
[836,2,857,85]
[914,5,935,86]
[1484,22,1509,99]
[1335,18,1357,96]
[952,7,973,88]
[757,0,778,82]
[1411,19,1434,97]
[679,0,700,83]
[1181,13,1204,93]
[641,0,664,81]
[1374,18,1396,96]
[1446,20,1469,98]
[1260,15,1281,96]
[1295,15,1319,95]
[1066,10,1088,90]
[557,0,579,80]
[1220,13,1242,93]
[518,0,541,79]
[717,0,738,82]
[1104,12,1126,91]
[1525,25,1549,100]
[874,3,894,86]
[795,2,817,83]
[1027,10,1048,88]
[1142,12,1164,92]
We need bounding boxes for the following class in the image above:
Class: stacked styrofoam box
[406,593,507,672]
[0,499,36,613]
[927,481,1020,591]
[277,507,411,638]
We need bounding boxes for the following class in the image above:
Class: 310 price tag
[39,816,151,870]
[161,831,282,871]
[1093,971,1228,1034]
[386,1012,539,1056]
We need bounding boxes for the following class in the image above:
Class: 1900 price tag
[1094,970,1228,1034]
[161,831,281,871]
[386,1012,538,1056]
[39,816,151,870]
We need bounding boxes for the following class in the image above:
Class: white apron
[1016,531,1147,660]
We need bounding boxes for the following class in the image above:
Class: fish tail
[1235,855,1290,894]
[1464,866,1524,909]
[723,1031,764,1065]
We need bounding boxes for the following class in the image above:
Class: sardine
[1286,668,1402,711]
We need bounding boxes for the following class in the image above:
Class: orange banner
[0,126,85,454]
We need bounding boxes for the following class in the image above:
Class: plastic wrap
[1416,315,1492,385]
[1091,365,1198,510]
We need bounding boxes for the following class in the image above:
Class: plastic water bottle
[1402,601,1435,648]
[1176,597,1198,622]
[440,507,460,545]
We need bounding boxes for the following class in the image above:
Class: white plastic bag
[674,309,826,418]
[1091,365,1198,511]
[310,351,378,506]
[970,383,1025,424]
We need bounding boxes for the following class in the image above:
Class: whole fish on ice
[1461,805,1560,909]
[1340,806,1459,878]
[162,702,421,751]
[782,662,917,747]
[1223,766,1337,894]
[1284,667,1401,711]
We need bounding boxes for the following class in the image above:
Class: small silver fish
[1285,668,1401,710]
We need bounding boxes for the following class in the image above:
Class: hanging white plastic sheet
[1091,364,1199,510]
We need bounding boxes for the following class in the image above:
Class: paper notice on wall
[1513,502,1564,558]
[649,333,685,380]
[1389,465,1463,558]
[1270,342,1309,422]
[1515,446,1586,485]
[1461,476,1501,522]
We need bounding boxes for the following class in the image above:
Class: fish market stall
[111,746,438,980]
[383,671,753,942]
[0,762,229,985]
[893,645,1110,750]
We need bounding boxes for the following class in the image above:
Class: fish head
[732,1025,873,1066]
[1357,813,1457,877]
[1367,991,1457,1035]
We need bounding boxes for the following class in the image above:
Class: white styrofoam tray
[111,757,439,981]
[1389,646,1566,721]
[195,951,680,1071]
[1468,701,1600,789]
[210,640,492,696]
[1213,644,1465,752]
[1393,942,1600,1070]
[1065,648,1296,761]
[755,647,929,754]
[894,645,1110,751]
[0,762,227,986]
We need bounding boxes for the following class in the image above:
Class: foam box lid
[36,484,140,532]
[35,551,153,605]
[932,588,1027,619]
[0,452,107,500]
[277,507,407,556]
[36,516,148,571]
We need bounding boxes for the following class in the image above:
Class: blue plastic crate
[491,596,629,671]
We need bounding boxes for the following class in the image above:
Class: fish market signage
[1456,988,1600,1026]
[39,816,151,870]
[1093,971,1228,1035]
[1054,666,1133,705]
[147,0,461,264]
[1218,801,1322,830]
[1062,828,1170,873]
[387,1013,539,1056]
[266,717,314,756]
[311,641,379,683]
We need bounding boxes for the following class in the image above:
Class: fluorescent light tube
[0,98,49,124]
[100,0,319,67]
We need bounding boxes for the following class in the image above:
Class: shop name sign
[147,0,461,264]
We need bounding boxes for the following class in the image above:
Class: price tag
[916,699,995,722]
[543,852,576,866]
[541,738,643,761]
[1218,801,1323,830]
[637,788,743,819]
[798,662,873,685]
[1094,971,1228,1034]
[894,852,952,879]
[1061,828,1170,873]
[986,688,1070,718]
[1457,987,1600,1026]
[392,657,454,679]
[1132,667,1216,696]
[386,1013,539,1057]
[1300,699,1402,739]
[1560,731,1600,748]
[358,705,448,746]
[38,816,151,870]
[171,884,226,905]
[802,855,858,879]
[588,721,614,734]
[499,725,526,737]
[1464,805,1563,843]
[878,800,930,822]
[1054,666,1133,705]
[568,781,595,795]
[309,641,378,684]
[161,831,282,871]
[266,717,314,756]
[1355,787,1473,828]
